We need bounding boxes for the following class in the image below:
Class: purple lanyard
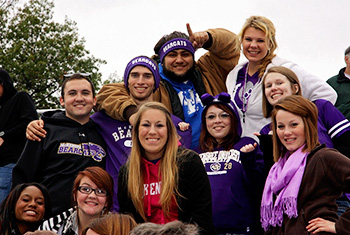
[241,63,249,114]
[241,63,260,122]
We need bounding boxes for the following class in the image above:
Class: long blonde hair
[126,102,180,220]
[239,16,277,78]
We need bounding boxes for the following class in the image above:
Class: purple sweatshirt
[260,99,350,148]
[195,138,264,234]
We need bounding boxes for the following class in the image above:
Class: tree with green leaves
[0,0,106,108]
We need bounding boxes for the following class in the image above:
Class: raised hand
[240,143,258,153]
[186,23,209,49]
[178,122,190,131]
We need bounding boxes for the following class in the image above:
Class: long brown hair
[262,66,302,118]
[239,16,277,78]
[82,213,137,235]
[200,103,239,151]
[271,96,319,162]
[126,101,180,220]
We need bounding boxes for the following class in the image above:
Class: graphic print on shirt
[178,88,203,115]
[144,181,161,196]
[112,124,132,148]
[200,149,241,175]
[57,142,106,162]
[234,81,255,111]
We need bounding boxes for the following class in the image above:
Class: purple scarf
[260,145,309,231]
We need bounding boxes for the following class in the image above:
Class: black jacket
[118,148,216,235]
[12,110,107,216]
[0,69,38,166]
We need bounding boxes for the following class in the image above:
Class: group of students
[1,14,350,235]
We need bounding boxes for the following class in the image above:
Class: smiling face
[128,66,155,104]
[205,105,231,143]
[242,27,269,66]
[163,49,194,77]
[15,186,46,225]
[138,109,168,161]
[276,109,306,153]
[264,72,299,106]
[60,79,96,124]
[75,176,107,217]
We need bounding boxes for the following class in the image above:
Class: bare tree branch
[0,0,18,10]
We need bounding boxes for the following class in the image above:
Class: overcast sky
[22,0,350,81]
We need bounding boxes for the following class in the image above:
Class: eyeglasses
[78,186,107,197]
[205,112,230,121]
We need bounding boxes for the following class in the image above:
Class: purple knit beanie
[124,56,160,92]
[159,38,195,63]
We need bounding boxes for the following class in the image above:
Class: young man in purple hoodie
[90,56,191,211]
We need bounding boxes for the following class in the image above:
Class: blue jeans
[0,163,15,203]
[336,197,350,216]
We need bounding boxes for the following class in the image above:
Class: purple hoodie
[195,92,265,234]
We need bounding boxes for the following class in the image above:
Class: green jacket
[327,67,350,120]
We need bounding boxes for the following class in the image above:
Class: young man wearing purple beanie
[90,56,191,211]
[95,24,240,149]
